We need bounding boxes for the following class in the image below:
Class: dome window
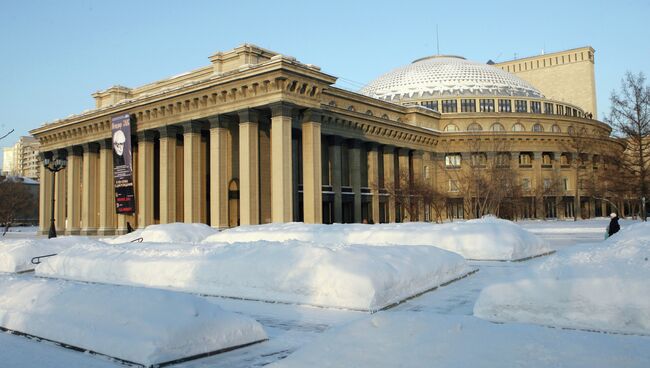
[532,123,544,132]
[467,123,483,132]
[490,123,505,132]
[552,124,561,133]
[444,124,459,132]
[512,123,525,132]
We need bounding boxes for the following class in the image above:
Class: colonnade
[39,104,426,235]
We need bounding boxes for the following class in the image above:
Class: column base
[65,228,81,236]
[114,228,128,235]
[96,228,116,236]
[80,228,98,236]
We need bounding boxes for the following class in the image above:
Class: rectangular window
[496,153,510,167]
[557,105,564,115]
[522,178,531,191]
[543,178,552,189]
[515,100,528,113]
[471,153,487,167]
[441,100,458,113]
[421,100,438,111]
[563,178,569,191]
[531,101,541,113]
[565,107,572,116]
[544,103,553,115]
[445,154,462,168]
[572,109,578,117]
[498,99,512,112]
[479,99,495,112]
[461,99,476,112]
[449,179,459,192]
[519,153,532,166]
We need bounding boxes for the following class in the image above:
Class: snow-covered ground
[102,222,219,244]
[1,219,649,367]
[269,312,650,368]
[207,217,551,261]
[475,221,650,335]
[0,236,101,273]
[37,239,471,311]
[0,275,267,366]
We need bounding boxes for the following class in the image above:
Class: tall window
[519,153,532,166]
[532,123,544,132]
[496,153,510,167]
[557,105,565,115]
[442,100,458,113]
[479,99,495,112]
[515,100,528,113]
[445,154,461,168]
[563,178,569,191]
[522,178,531,191]
[471,153,487,167]
[490,123,505,132]
[449,179,459,192]
[551,124,561,133]
[461,99,476,112]
[498,99,512,112]
[542,153,552,166]
[544,103,554,114]
[531,101,541,113]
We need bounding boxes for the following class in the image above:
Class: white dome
[360,55,543,101]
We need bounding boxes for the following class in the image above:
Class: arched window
[444,124,459,132]
[567,126,575,135]
[381,114,389,120]
[347,105,356,112]
[512,123,525,132]
[532,123,544,132]
[490,123,505,132]
[551,124,561,133]
[328,100,337,107]
[467,123,483,131]
[365,110,373,116]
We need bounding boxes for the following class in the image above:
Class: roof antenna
[436,24,440,55]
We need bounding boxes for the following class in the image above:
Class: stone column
[239,109,260,225]
[533,151,544,218]
[270,103,293,223]
[98,140,115,235]
[383,146,396,222]
[137,131,155,228]
[38,152,53,235]
[349,139,362,223]
[81,143,99,235]
[209,116,230,228]
[302,109,322,224]
[398,148,411,222]
[54,149,67,233]
[64,146,82,235]
[158,126,178,224]
[412,150,424,221]
[182,121,204,223]
[366,143,380,224]
[328,136,343,223]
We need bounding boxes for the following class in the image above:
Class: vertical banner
[111,114,136,214]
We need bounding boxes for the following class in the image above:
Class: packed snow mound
[0,237,102,273]
[102,222,219,244]
[36,240,471,311]
[269,312,650,368]
[0,276,267,366]
[205,217,550,261]
[474,222,650,335]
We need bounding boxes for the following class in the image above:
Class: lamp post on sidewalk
[43,157,67,238]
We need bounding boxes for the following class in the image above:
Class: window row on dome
[419,98,585,118]
[443,122,568,133]
[443,152,602,170]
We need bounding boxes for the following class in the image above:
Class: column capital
[346,138,362,148]
[533,151,543,160]
[365,141,379,151]
[301,108,322,124]
[398,147,411,155]
[269,102,296,118]
[208,114,234,129]
[67,146,83,156]
[98,138,113,150]
[158,125,180,139]
[81,142,100,154]
[39,151,53,161]
[180,120,206,134]
[411,149,424,159]
[137,130,157,142]
[55,148,69,159]
[382,145,395,154]
[237,108,259,123]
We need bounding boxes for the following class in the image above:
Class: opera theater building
[31,44,624,235]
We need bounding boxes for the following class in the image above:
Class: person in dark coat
[608,213,620,237]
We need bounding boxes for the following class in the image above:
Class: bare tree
[606,71,650,221]
[0,177,36,235]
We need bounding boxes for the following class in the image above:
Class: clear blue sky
[1,0,648,162]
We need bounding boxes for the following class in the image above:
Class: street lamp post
[43,157,67,238]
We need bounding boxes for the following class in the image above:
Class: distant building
[1,136,40,179]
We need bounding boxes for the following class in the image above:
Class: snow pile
[0,237,101,273]
[269,312,650,368]
[0,276,267,366]
[206,217,550,261]
[102,222,219,244]
[474,222,650,335]
[36,240,471,311]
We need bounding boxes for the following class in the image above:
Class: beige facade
[2,136,40,179]
[494,47,598,118]
[30,44,623,235]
